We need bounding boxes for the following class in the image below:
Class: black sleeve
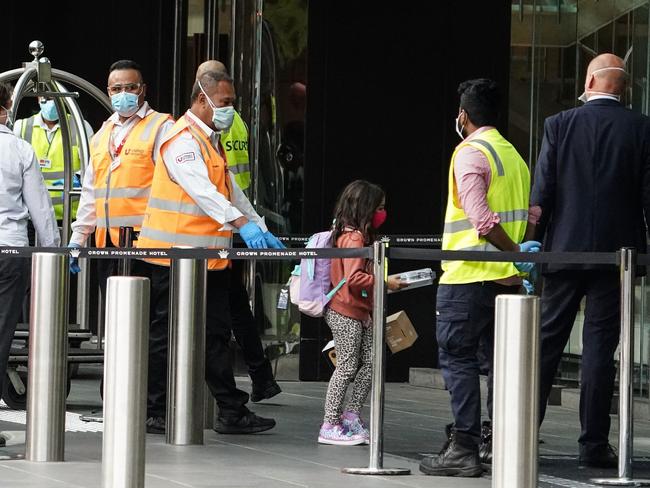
[531,117,558,228]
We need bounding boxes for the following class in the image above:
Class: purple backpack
[289,230,346,317]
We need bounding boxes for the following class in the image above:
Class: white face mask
[455,111,466,140]
[578,66,626,103]
[0,106,12,129]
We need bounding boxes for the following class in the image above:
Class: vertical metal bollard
[342,241,410,475]
[493,295,540,488]
[593,248,650,486]
[26,253,69,462]
[102,277,150,488]
[167,257,207,445]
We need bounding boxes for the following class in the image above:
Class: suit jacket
[531,98,650,271]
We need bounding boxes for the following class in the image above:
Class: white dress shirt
[160,110,266,232]
[0,124,60,247]
[70,102,174,246]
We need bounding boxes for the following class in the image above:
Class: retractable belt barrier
[18,242,649,485]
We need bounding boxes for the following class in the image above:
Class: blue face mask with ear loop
[111,91,140,117]
[198,80,235,131]
[39,99,59,121]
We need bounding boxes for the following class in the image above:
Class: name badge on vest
[39,158,52,169]
[110,157,121,172]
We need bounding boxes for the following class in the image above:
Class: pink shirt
[453,127,540,236]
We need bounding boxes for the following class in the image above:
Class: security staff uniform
[437,127,530,438]
[138,109,268,421]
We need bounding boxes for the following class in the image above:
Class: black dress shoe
[250,380,282,403]
[145,416,166,434]
[0,436,5,447]
[579,443,617,469]
[479,420,492,466]
[214,412,276,434]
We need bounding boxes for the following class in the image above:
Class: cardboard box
[385,310,418,353]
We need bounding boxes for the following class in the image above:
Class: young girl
[318,180,404,445]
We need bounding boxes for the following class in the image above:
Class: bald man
[530,53,650,469]
[193,62,282,403]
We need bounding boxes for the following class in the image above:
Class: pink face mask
[372,209,387,229]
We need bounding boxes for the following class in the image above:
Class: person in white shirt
[137,69,284,435]
[68,60,174,435]
[0,82,59,421]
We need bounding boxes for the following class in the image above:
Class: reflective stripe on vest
[439,128,530,285]
[137,114,233,270]
[21,115,81,220]
[221,111,250,191]
[90,111,172,247]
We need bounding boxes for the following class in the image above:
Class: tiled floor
[0,364,649,487]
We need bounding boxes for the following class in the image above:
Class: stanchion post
[593,248,650,486]
[167,257,207,445]
[26,253,69,462]
[493,295,540,488]
[102,277,150,488]
[342,240,410,475]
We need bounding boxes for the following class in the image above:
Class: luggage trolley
[0,41,113,409]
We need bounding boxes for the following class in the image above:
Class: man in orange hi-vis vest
[137,70,284,434]
[69,59,174,435]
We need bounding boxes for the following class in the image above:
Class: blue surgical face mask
[198,80,235,131]
[1,106,12,129]
[39,100,59,121]
[111,91,140,118]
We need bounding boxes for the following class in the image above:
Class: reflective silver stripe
[456,242,501,252]
[94,187,150,199]
[471,139,505,176]
[91,123,109,151]
[147,197,207,217]
[139,227,231,248]
[139,113,168,141]
[23,116,34,141]
[227,163,249,175]
[96,215,144,228]
[50,196,64,205]
[43,171,66,180]
[444,209,529,234]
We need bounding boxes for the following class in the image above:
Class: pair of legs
[538,270,620,451]
[322,308,373,424]
[436,282,518,438]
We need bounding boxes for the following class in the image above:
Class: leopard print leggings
[323,308,373,424]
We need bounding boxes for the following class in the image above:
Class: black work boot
[479,420,492,466]
[419,429,483,477]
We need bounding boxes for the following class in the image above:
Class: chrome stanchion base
[341,467,411,475]
[591,478,650,486]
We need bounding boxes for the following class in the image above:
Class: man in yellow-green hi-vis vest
[14,96,94,221]
[419,79,540,478]
[195,60,281,403]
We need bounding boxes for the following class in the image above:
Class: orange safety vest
[90,111,172,248]
[137,114,233,270]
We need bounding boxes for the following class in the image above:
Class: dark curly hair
[331,179,385,244]
[457,78,500,127]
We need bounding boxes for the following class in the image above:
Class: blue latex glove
[50,176,82,189]
[239,222,266,249]
[263,231,286,249]
[68,243,82,274]
[522,279,535,295]
[514,240,542,273]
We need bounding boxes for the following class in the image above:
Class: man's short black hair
[109,59,144,81]
[0,82,12,108]
[457,78,500,127]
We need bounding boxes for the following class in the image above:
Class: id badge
[110,157,121,172]
[39,158,52,169]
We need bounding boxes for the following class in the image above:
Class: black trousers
[99,261,250,419]
[0,258,28,396]
[538,270,620,449]
[436,282,519,438]
[229,260,274,386]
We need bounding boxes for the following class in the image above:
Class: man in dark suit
[530,53,650,469]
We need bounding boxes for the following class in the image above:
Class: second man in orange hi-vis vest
[68,60,174,435]
[137,70,285,434]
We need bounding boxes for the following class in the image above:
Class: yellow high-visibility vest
[21,115,81,220]
[221,111,251,191]
[439,128,530,284]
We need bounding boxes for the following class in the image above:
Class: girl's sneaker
[318,423,365,446]
[341,411,370,444]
